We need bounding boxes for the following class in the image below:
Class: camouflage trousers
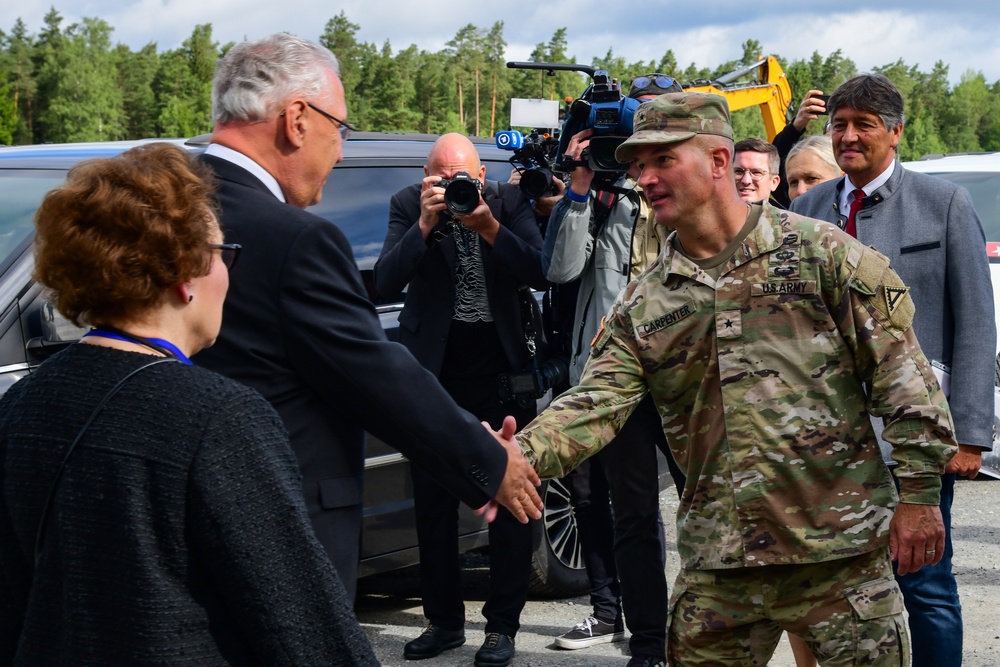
[667,548,909,666]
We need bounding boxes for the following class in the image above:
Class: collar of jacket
[659,203,784,286]
[836,159,903,214]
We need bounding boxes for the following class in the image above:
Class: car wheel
[528,478,590,597]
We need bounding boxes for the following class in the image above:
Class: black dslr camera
[437,171,482,216]
[498,357,570,408]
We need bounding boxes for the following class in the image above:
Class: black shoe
[474,632,515,667]
[625,655,666,667]
[554,615,625,649]
[403,624,465,660]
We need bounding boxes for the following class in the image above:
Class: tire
[528,478,590,597]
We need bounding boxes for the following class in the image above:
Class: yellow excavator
[683,55,793,141]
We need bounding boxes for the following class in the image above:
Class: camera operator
[374,133,548,667]
[542,75,686,667]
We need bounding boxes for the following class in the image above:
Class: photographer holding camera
[542,74,687,667]
[374,133,548,667]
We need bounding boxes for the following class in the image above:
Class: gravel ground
[356,478,1000,666]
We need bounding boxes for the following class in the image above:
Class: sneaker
[554,615,626,649]
[474,632,515,667]
[402,624,465,660]
[625,655,666,667]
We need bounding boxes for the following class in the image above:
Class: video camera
[495,128,560,199]
[506,62,640,182]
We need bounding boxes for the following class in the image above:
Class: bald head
[425,133,485,182]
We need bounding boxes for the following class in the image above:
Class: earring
[188,294,194,303]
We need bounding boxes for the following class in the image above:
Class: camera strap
[591,189,619,239]
[517,285,542,366]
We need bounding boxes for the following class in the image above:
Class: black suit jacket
[374,181,548,375]
[195,155,508,596]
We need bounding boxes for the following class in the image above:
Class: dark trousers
[893,472,962,667]
[564,456,621,623]
[600,394,685,659]
[413,375,535,637]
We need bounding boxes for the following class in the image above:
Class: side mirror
[26,301,87,359]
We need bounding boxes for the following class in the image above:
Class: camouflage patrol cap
[615,92,734,162]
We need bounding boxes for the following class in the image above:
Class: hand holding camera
[564,128,596,194]
[420,172,499,245]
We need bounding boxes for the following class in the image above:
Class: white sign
[510,98,560,129]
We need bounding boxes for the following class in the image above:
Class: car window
[926,171,1000,243]
[310,158,524,305]
[0,170,67,273]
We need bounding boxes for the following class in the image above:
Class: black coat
[374,181,548,376]
[195,155,508,597]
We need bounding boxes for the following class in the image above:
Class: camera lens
[520,169,553,199]
[587,136,628,171]
[444,180,480,216]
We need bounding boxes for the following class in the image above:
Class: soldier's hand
[418,175,449,238]
[479,415,543,524]
[945,444,982,479]
[889,502,945,575]
[793,89,826,132]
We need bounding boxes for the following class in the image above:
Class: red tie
[845,188,864,238]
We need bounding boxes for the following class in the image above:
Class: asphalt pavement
[356,478,1000,666]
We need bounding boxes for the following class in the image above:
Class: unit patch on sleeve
[884,285,910,315]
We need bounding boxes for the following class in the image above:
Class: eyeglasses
[210,243,241,270]
[306,102,357,141]
[630,75,678,94]
[734,168,771,182]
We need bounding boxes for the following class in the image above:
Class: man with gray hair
[515,91,956,665]
[792,72,995,667]
[195,33,543,601]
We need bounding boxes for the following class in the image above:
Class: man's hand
[793,89,827,132]
[889,502,945,575]
[565,128,595,195]
[476,415,543,524]
[532,177,565,218]
[418,175,450,239]
[945,444,983,478]
[509,169,566,218]
[455,198,500,245]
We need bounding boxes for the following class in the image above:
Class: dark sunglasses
[630,75,677,93]
[306,102,357,141]
[210,243,241,270]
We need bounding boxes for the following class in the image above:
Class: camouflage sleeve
[837,244,958,505]
[516,306,648,479]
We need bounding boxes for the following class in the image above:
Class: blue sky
[4,1,998,87]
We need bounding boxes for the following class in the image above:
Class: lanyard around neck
[84,327,193,365]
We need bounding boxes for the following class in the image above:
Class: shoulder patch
[591,316,612,355]
[884,285,910,315]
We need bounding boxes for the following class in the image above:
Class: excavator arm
[683,55,793,141]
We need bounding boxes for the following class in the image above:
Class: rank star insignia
[885,285,910,314]
[724,319,734,328]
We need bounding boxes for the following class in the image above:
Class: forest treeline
[2,8,1000,160]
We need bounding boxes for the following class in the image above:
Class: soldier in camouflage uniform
[514,92,957,666]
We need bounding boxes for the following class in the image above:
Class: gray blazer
[792,161,996,450]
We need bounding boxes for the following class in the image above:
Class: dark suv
[0,133,589,595]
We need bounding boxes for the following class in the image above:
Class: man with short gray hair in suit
[791,72,995,667]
